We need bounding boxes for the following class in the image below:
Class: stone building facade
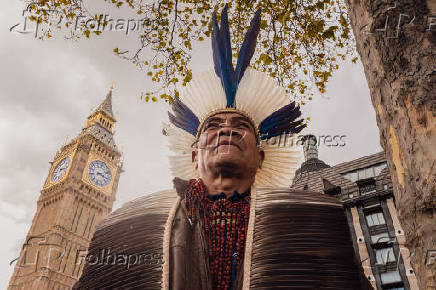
[8,88,122,289]
[292,135,419,290]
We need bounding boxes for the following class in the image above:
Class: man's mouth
[217,140,241,150]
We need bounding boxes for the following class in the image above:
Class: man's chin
[213,154,242,169]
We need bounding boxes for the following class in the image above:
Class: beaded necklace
[184,179,251,290]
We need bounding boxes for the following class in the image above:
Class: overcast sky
[0,1,382,287]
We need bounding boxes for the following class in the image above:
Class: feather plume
[211,7,234,106]
[168,97,200,136]
[235,69,289,124]
[211,6,262,107]
[219,5,233,81]
[234,8,261,85]
[259,102,306,139]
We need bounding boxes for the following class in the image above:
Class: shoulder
[97,189,179,229]
[249,187,368,289]
[253,187,345,224]
[73,189,179,289]
[255,187,342,207]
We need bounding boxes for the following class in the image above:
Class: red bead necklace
[184,179,251,290]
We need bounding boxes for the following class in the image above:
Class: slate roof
[295,157,331,176]
[292,151,390,201]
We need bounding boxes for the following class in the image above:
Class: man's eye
[205,123,219,129]
[237,123,249,128]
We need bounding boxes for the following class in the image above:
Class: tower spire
[94,84,115,121]
[84,85,117,133]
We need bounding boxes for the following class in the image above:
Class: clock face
[89,160,112,187]
[51,157,71,182]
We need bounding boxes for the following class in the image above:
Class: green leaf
[322,26,338,40]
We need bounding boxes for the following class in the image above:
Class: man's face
[192,112,264,177]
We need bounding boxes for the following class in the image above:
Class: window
[342,162,387,182]
[371,232,391,244]
[380,271,402,285]
[375,247,396,264]
[343,171,358,182]
[374,162,387,176]
[359,167,373,179]
[359,181,376,195]
[366,212,386,226]
[324,187,341,195]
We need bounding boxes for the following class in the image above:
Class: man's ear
[258,149,265,169]
[192,149,198,170]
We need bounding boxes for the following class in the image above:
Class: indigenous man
[74,6,372,290]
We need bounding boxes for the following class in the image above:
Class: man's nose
[218,125,243,142]
[217,125,242,139]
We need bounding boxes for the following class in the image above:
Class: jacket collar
[172,177,190,197]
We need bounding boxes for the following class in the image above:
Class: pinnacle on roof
[95,87,115,120]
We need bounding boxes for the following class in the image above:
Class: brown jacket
[73,179,372,289]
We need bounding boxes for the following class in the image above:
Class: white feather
[235,69,289,124]
[179,71,226,122]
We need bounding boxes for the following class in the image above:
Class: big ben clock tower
[8,87,123,289]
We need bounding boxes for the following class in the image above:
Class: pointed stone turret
[84,86,116,131]
[95,88,115,121]
[82,85,119,151]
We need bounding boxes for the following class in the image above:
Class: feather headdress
[165,5,306,186]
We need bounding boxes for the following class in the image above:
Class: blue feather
[260,102,296,126]
[168,111,198,136]
[219,5,233,81]
[172,97,199,125]
[168,97,199,136]
[259,102,306,139]
[212,9,234,106]
[211,11,223,78]
[211,6,262,107]
[259,103,300,132]
[234,8,261,85]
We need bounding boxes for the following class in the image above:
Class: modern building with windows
[291,135,419,290]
